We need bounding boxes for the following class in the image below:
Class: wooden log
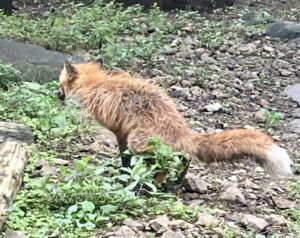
[0,121,33,230]
[0,140,27,229]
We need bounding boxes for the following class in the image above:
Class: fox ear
[64,61,77,79]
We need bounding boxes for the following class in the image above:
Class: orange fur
[58,61,293,178]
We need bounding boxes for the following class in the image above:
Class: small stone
[290,119,300,134]
[196,213,217,227]
[164,46,176,55]
[175,51,194,59]
[241,214,268,232]
[3,230,25,238]
[279,69,292,76]
[169,220,189,230]
[244,179,259,189]
[149,215,170,233]
[205,102,222,112]
[247,193,258,200]
[162,231,184,238]
[201,53,215,63]
[239,43,256,53]
[266,214,286,225]
[123,218,144,230]
[292,108,300,118]
[220,185,246,204]
[272,196,295,209]
[182,173,208,194]
[34,160,57,177]
[272,59,289,69]
[263,45,275,52]
[255,110,266,123]
[284,84,300,104]
[117,226,136,238]
[184,36,194,45]
[228,175,238,182]
[53,158,69,165]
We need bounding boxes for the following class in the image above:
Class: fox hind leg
[127,128,153,154]
[117,128,153,168]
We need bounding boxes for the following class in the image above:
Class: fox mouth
[57,88,66,101]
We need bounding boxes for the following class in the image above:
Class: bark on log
[0,121,33,230]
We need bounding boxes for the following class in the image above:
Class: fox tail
[185,129,292,178]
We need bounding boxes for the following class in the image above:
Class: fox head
[57,58,104,102]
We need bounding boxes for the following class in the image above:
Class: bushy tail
[185,129,292,178]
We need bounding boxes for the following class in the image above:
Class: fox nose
[56,88,65,101]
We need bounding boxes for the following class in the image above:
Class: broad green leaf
[100,204,117,214]
[67,204,78,216]
[81,201,95,213]
[23,82,42,91]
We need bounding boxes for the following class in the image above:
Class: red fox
[57,60,293,178]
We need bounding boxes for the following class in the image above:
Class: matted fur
[58,61,293,178]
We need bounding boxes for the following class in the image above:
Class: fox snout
[57,88,66,101]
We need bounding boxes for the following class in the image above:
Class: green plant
[287,181,300,199]
[123,137,188,190]
[5,148,197,237]
[285,209,300,235]
[0,81,88,148]
[219,225,237,238]
[0,62,20,90]
[258,108,283,126]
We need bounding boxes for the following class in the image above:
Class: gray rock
[272,59,290,69]
[117,226,136,238]
[263,45,275,53]
[255,110,266,123]
[284,84,300,105]
[182,173,208,194]
[123,218,144,230]
[35,160,57,177]
[0,121,34,144]
[3,230,25,238]
[0,38,81,84]
[266,214,286,225]
[53,158,69,165]
[272,196,295,209]
[196,213,217,227]
[292,108,300,118]
[162,231,184,238]
[204,102,222,113]
[266,22,300,41]
[169,219,189,230]
[279,69,292,77]
[241,214,268,232]
[149,215,170,233]
[220,185,246,204]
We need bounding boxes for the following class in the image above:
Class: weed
[258,108,283,126]
[0,62,20,90]
[287,180,300,199]
[0,81,88,148]
[219,225,237,238]
[5,149,197,237]
[285,209,300,235]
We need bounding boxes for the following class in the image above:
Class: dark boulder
[0,38,81,84]
[116,0,235,12]
[265,22,300,42]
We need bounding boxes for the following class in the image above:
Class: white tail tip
[264,145,293,178]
